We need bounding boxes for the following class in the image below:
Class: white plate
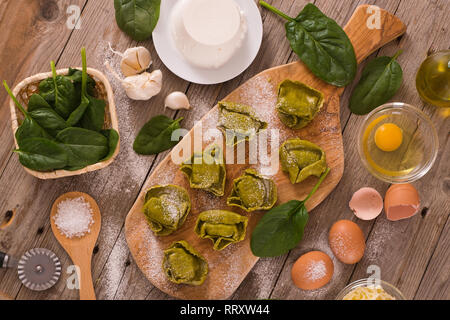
[152,0,263,85]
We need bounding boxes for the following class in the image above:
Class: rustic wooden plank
[347,0,450,300]
[414,215,450,300]
[0,0,87,299]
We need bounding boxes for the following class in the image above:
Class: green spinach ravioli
[227,169,277,212]
[180,145,226,196]
[194,210,248,251]
[162,241,208,286]
[279,138,327,184]
[276,80,324,129]
[217,101,267,146]
[142,185,191,236]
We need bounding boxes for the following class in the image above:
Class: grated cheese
[343,286,396,300]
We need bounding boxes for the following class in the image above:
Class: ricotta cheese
[171,0,247,69]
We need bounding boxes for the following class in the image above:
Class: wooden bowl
[9,68,120,179]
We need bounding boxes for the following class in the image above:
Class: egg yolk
[374,123,403,152]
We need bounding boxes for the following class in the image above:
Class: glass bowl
[358,103,439,184]
[336,279,406,300]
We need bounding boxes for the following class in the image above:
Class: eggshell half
[291,251,334,290]
[384,184,420,221]
[329,220,365,264]
[349,187,383,220]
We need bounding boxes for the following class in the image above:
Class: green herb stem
[50,61,57,79]
[3,81,27,116]
[304,167,330,203]
[81,47,87,95]
[392,49,403,61]
[259,1,293,21]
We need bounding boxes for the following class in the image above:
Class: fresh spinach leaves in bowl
[4,48,119,173]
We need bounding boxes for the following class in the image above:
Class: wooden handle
[344,5,406,64]
[77,259,96,300]
[69,249,96,300]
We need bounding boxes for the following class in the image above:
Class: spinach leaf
[13,93,67,137]
[349,50,403,115]
[14,137,69,171]
[56,127,108,167]
[67,48,105,131]
[133,115,183,155]
[50,61,78,118]
[251,201,309,257]
[114,0,161,41]
[251,168,330,257]
[100,129,120,161]
[38,78,56,105]
[3,81,51,145]
[66,48,91,127]
[67,67,96,96]
[260,1,357,87]
[28,93,53,112]
[28,108,68,137]
[79,95,106,132]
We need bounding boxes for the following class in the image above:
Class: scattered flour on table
[364,220,397,261]
[100,234,129,299]
[53,197,94,238]
[91,42,150,190]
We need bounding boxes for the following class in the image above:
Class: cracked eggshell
[122,70,162,100]
[349,187,383,221]
[165,91,191,110]
[121,47,152,77]
[384,184,420,221]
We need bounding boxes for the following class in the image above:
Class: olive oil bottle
[416,50,450,108]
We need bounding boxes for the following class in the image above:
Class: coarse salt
[53,197,94,238]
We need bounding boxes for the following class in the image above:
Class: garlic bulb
[165,91,191,110]
[109,43,152,76]
[122,70,162,100]
[105,62,162,100]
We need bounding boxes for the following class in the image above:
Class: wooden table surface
[0,0,448,300]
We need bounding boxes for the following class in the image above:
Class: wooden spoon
[50,191,101,300]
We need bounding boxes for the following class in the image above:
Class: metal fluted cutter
[0,248,61,291]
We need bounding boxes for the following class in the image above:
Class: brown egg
[329,220,365,264]
[291,251,334,290]
[384,184,420,221]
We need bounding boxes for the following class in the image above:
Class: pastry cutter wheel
[0,248,61,291]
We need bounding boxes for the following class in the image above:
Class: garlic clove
[122,70,162,100]
[120,47,152,77]
[165,91,191,110]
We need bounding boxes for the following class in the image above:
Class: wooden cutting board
[125,5,406,300]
